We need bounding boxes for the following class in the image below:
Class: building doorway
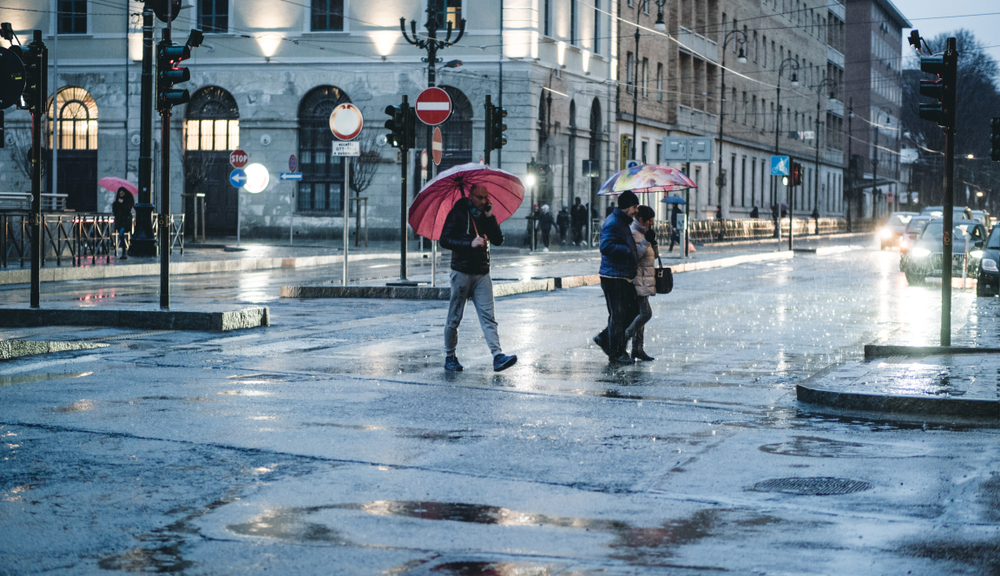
[184,87,240,236]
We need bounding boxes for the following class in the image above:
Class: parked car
[977,224,1000,297]
[898,215,934,270]
[879,211,917,250]
[919,205,973,221]
[970,209,991,229]
[901,219,986,286]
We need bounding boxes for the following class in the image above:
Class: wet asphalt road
[3,244,1000,575]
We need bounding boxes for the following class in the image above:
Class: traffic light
[991,118,1000,162]
[384,99,415,150]
[918,52,957,128]
[157,39,191,112]
[491,105,508,150]
[16,36,47,116]
[0,46,25,110]
[791,162,802,186]
[484,97,494,151]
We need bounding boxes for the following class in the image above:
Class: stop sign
[415,87,452,126]
[230,149,249,168]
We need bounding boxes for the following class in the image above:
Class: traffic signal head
[157,40,192,112]
[0,46,25,110]
[384,104,404,149]
[792,162,802,186]
[491,106,507,150]
[918,50,957,128]
[15,32,47,116]
[991,118,1000,162]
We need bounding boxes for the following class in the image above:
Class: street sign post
[329,103,364,287]
[415,87,452,125]
[770,155,790,176]
[229,149,248,168]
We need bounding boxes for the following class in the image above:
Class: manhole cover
[752,477,873,496]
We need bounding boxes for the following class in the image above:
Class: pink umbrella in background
[408,163,524,241]
[597,164,697,195]
[98,177,138,196]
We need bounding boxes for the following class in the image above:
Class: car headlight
[970,249,984,259]
[911,247,931,258]
[983,259,999,272]
[880,228,892,238]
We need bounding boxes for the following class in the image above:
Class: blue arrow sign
[230,168,247,188]
[279,172,303,181]
[770,156,790,176]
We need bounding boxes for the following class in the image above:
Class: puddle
[0,371,93,387]
[427,560,565,575]
[759,436,929,459]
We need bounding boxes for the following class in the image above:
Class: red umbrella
[98,177,137,196]
[408,163,524,241]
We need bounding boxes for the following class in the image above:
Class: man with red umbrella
[439,184,518,373]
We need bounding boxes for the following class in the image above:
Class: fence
[0,212,184,269]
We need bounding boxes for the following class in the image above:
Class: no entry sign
[432,127,443,166]
[415,87,452,126]
[230,149,249,168]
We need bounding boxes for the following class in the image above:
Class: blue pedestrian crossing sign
[230,168,247,188]
[770,156,790,176]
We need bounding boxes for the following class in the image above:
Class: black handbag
[654,256,673,294]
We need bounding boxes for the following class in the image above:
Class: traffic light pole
[400,96,410,282]
[132,3,156,257]
[158,30,172,310]
[28,31,45,309]
[941,125,955,346]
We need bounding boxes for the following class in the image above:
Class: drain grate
[752,477,873,496]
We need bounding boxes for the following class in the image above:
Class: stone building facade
[0,0,618,242]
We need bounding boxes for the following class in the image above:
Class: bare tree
[6,126,44,185]
[348,128,389,197]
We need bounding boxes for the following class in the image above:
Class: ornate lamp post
[812,77,836,220]
[715,29,747,211]
[774,57,799,239]
[630,1,667,162]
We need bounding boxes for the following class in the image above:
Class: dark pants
[541,228,550,248]
[596,277,639,357]
[572,224,585,245]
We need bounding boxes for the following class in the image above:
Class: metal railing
[0,212,184,269]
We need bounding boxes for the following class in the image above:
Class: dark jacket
[599,207,638,278]
[440,198,504,274]
[113,194,135,229]
[571,203,588,226]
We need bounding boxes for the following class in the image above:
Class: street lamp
[654,0,666,32]
[813,78,836,220]
[715,29,747,213]
[774,57,799,238]
[631,0,668,161]
[871,109,891,220]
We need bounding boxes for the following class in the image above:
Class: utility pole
[132,2,157,257]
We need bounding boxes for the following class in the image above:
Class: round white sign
[244,163,270,193]
[329,103,364,141]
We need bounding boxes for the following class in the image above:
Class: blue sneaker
[493,353,517,372]
[444,355,463,371]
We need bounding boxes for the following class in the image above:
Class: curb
[796,382,999,419]
[0,306,270,332]
[278,251,795,300]
[0,340,110,361]
[864,344,1000,359]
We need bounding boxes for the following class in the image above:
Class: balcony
[828,1,845,20]
[678,105,718,135]
[827,98,844,118]
[678,26,718,62]
[827,46,844,69]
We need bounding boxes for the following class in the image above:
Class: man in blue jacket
[439,184,518,373]
[593,190,640,365]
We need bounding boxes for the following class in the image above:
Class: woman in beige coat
[627,205,658,361]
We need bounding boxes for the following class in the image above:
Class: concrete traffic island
[0,305,270,332]
[0,339,109,361]
[796,345,1000,420]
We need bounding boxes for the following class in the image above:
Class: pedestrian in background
[667,203,682,252]
[571,196,588,246]
[439,184,518,373]
[538,204,554,252]
[557,206,570,245]
[112,187,134,260]
[593,190,640,365]
[627,205,657,362]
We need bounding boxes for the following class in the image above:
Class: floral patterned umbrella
[597,164,697,196]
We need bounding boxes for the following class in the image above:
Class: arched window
[298,86,350,212]
[184,87,239,151]
[47,87,98,150]
[438,86,472,170]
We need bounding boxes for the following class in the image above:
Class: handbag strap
[657,255,663,268]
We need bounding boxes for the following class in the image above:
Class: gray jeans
[627,295,653,353]
[445,270,502,357]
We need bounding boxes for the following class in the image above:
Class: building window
[199,0,229,34]
[312,0,345,32]
[184,87,239,151]
[437,86,473,170]
[57,0,87,34]
[544,0,551,36]
[298,86,350,213]
[656,63,663,102]
[47,87,98,150]
[626,52,634,94]
[593,0,601,54]
[642,58,648,97]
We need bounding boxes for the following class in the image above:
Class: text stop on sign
[230,149,249,168]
